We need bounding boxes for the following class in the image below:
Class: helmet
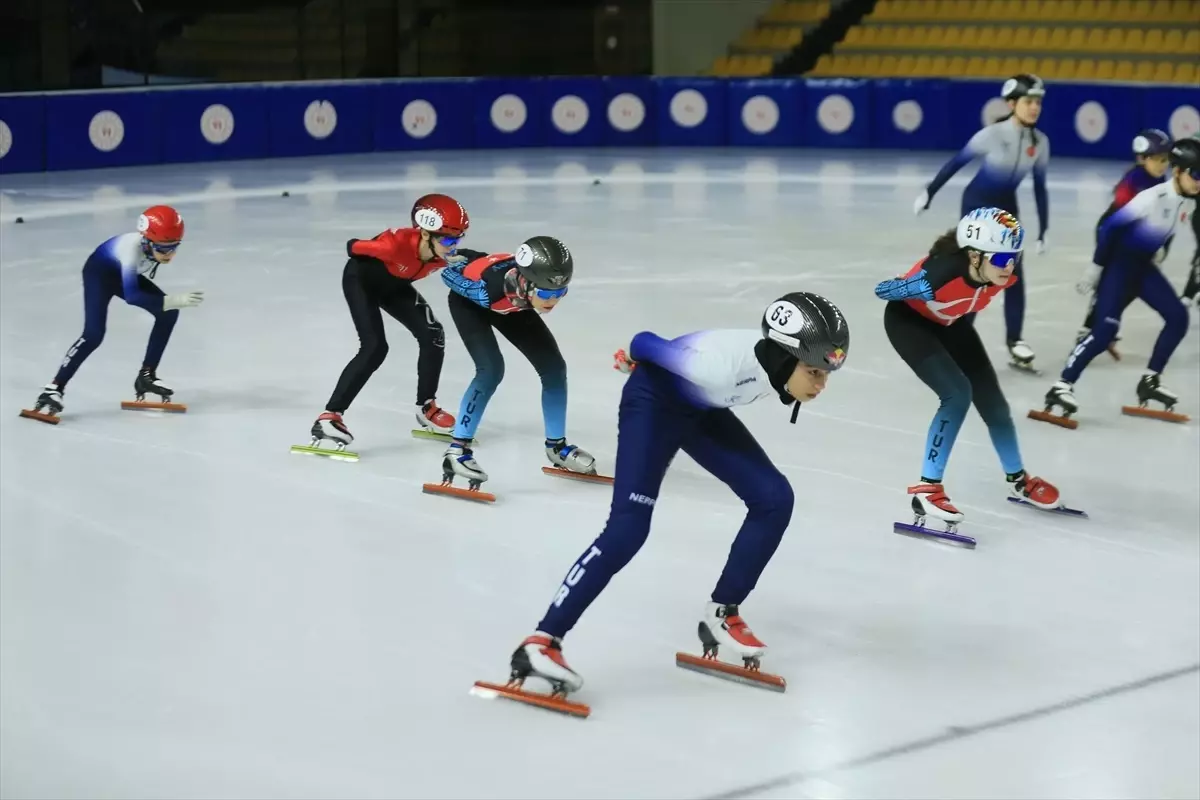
[761,292,849,371]
[411,193,469,237]
[1001,74,1045,101]
[1133,128,1172,156]
[138,205,184,244]
[514,236,573,290]
[1169,138,1200,175]
[956,207,1025,254]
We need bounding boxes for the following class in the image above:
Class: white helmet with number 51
[956,207,1025,254]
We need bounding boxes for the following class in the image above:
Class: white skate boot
[676,602,786,690]
[19,384,64,424]
[470,633,590,717]
[543,438,611,484]
[908,482,965,529]
[422,440,495,502]
[1007,340,1039,375]
[291,411,359,461]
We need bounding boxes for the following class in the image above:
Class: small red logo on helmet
[826,348,846,368]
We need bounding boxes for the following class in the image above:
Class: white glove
[1075,265,1101,296]
[912,190,930,216]
[1036,236,1049,256]
[163,291,204,311]
[1152,247,1166,266]
[444,252,468,267]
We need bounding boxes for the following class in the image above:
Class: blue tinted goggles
[437,234,463,248]
[147,240,180,255]
[534,286,568,300]
[986,252,1019,269]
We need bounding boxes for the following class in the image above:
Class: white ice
[1,150,1197,800]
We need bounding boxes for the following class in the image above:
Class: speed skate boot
[443,440,488,487]
[893,482,975,547]
[1029,380,1080,429]
[1123,372,1189,423]
[1007,471,1062,510]
[312,412,354,448]
[469,633,590,718]
[415,399,455,436]
[19,384,64,424]
[542,438,611,484]
[676,602,786,691]
[1007,339,1039,374]
[122,368,186,412]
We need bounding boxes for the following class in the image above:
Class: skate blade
[18,409,60,425]
[541,466,614,485]
[470,681,590,718]
[1120,406,1190,424]
[422,481,496,504]
[1008,362,1041,376]
[674,653,786,692]
[411,428,456,443]
[893,521,976,548]
[289,444,360,462]
[472,681,595,719]
[1006,497,1088,518]
[120,400,187,413]
[1027,409,1079,430]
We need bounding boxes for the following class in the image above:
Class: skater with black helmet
[914,73,1050,374]
[875,207,1081,549]
[1035,137,1199,428]
[470,293,850,715]
[426,235,596,501]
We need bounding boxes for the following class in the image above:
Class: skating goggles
[436,234,463,248]
[145,239,180,255]
[986,252,1018,269]
[533,286,569,300]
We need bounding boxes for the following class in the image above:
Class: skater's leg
[133,275,179,371]
[884,303,971,482]
[52,265,116,388]
[1061,260,1140,384]
[945,324,1024,475]
[325,259,390,414]
[492,311,567,440]
[380,282,446,405]
[535,367,692,638]
[1138,266,1190,373]
[447,292,504,441]
[1004,251,1027,343]
[680,408,794,605]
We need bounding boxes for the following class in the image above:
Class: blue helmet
[1133,128,1172,156]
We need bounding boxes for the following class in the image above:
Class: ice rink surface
[1,149,1197,800]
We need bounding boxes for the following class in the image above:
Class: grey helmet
[514,236,573,290]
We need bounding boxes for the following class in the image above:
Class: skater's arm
[441,249,497,309]
[874,270,934,301]
[925,127,990,198]
[346,231,395,261]
[1032,136,1050,241]
[119,262,163,311]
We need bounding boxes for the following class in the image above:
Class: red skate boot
[471,633,590,718]
[675,602,786,692]
[1007,471,1087,517]
[412,399,457,441]
[894,482,976,547]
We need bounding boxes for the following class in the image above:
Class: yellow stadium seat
[879,55,900,74]
[991,27,1016,49]
[1152,61,1175,82]
[1175,62,1198,84]
[861,54,883,76]
[843,26,865,45]
[947,55,967,75]
[1056,59,1079,80]
[1095,60,1116,80]
[1121,29,1145,52]
[1075,59,1097,79]
[1084,28,1107,51]
[1036,58,1058,78]
[936,26,963,49]
[1047,28,1068,48]
[1102,28,1125,51]
[1028,27,1049,49]
[1183,30,1199,53]
[1092,1,1117,20]
[912,54,935,75]
[964,56,987,76]
[896,55,917,75]
[958,26,982,48]
[982,56,1004,75]
[1143,29,1164,51]
[1169,0,1200,23]
[1132,60,1157,81]
[1162,29,1183,52]
[1018,56,1038,73]
[1113,61,1135,80]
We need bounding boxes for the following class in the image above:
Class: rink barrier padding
[0,77,1197,174]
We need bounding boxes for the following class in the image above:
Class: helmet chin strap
[754,340,802,424]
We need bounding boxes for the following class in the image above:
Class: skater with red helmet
[298,194,469,460]
[20,205,199,424]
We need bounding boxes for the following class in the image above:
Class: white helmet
[956,207,1025,254]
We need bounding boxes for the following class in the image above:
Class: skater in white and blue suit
[915,74,1050,372]
[497,292,850,698]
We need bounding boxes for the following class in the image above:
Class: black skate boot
[1029,380,1080,429]
[19,384,64,425]
[122,368,186,412]
[1122,372,1189,424]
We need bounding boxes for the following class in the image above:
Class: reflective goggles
[146,239,180,255]
[533,286,568,300]
[436,234,464,248]
[985,252,1019,269]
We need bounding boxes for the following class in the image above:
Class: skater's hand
[912,190,930,216]
[1075,265,1101,296]
[1152,246,1167,266]
[613,348,636,374]
[1036,236,1049,256]
[163,291,204,311]
[444,252,468,267]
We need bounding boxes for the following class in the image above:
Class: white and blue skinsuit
[53,233,179,388]
[1062,180,1193,384]
[535,329,795,639]
[923,118,1050,343]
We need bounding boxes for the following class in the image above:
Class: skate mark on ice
[702,661,1200,800]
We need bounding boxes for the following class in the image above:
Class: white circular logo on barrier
[981,97,1009,126]
[402,99,438,139]
[491,94,527,133]
[817,94,854,134]
[893,100,923,133]
[1074,101,1108,143]
[89,110,125,152]
[607,92,645,132]
[0,120,11,159]
[304,100,338,139]
[515,243,534,266]
[741,95,780,135]
[669,89,707,128]
[199,103,234,144]
[1168,104,1200,140]
[552,95,589,134]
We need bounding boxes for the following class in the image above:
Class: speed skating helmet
[138,205,184,245]
[957,207,1025,270]
[761,292,849,371]
[514,236,573,291]
[1001,73,1045,100]
[1132,128,1172,156]
[1169,137,1200,177]
[411,193,470,237]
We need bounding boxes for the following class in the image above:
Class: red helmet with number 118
[411,194,470,238]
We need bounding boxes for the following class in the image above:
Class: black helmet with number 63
[761,292,850,371]
[514,236,573,289]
